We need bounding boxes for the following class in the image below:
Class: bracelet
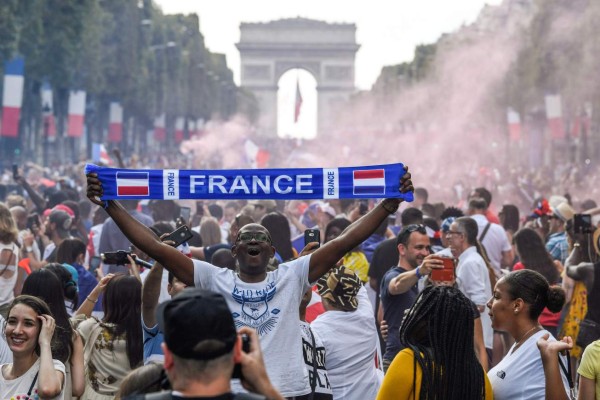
[86,296,98,304]
[381,199,400,214]
[415,266,422,279]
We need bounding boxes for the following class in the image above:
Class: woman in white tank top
[0,203,20,316]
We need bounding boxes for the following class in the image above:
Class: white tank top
[0,242,19,306]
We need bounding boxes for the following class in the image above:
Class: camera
[101,250,131,265]
[232,334,250,379]
[101,250,153,269]
[304,229,320,248]
[574,214,593,235]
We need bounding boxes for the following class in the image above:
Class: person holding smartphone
[379,224,442,371]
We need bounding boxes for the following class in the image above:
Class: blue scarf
[85,163,413,201]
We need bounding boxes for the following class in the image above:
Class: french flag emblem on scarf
[116,172,149,196]
[353,169,385,195]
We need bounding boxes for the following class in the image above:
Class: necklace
[512,325,541,353]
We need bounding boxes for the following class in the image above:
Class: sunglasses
[403,224,427,235]
[237,232,272,244]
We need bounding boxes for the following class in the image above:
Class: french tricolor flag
[353,169,385,195]
[108,102,123,142]
[175,117,184,143]
[67,90,86,137]
[154,114,165,141]
[116,172,149,196]
[1,57,25,138]
[41,82,57,140]
[545,94,565,140]
[507,108,521,142]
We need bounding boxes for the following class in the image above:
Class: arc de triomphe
[236,17,360,137]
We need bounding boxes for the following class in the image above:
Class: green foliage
[0,0,244,136]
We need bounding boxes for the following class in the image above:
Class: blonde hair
[0,203,18,244]
[200,217,222,247]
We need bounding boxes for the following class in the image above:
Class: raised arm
[308,168,412,283]
[86,173,194,285]
[14,172,47,213]
[142,263,164,327]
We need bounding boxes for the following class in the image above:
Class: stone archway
[236,17,360,138]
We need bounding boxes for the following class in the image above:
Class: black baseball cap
[156,287,237,360]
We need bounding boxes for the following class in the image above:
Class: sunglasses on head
[404,224,427,235]
[237,232,271,244]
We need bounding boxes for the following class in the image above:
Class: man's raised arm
[86,173,194,285]
[308,168,413,283]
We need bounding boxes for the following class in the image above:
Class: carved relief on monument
[243,65,271,80]
[324,66,352,81]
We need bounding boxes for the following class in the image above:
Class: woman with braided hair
[377,286,493,400]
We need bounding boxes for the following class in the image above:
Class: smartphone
[232,334,250,379]
[12,164,18,180]
[196,201,204,217]
[430,256,456,282]
[164,225,194,247]
[26,213,39,230]
[101,250,131,265]
[359,200,369,215]
[89,256,102,274]
[574,214,593,234]
[304,229,321,248]
[179,206,191,223]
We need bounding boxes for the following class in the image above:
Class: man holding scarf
[86,167,412,398]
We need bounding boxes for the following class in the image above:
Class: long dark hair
[21,268,73,363]
[5,295,55,357]
[103,274,143,369]
[400,286,486,400]
[56,237,86,266]
[513,228,559,284]
[260,212,294,261]
[45,263,79,310]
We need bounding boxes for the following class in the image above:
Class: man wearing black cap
[155,287,283,399]
[86,168,413,397]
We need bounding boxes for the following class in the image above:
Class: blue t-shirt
[142,320,164,364]
[71,263,103,312]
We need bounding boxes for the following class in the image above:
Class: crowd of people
[0,160,598,400]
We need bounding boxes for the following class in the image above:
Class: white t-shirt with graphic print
[193,255,312,397]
